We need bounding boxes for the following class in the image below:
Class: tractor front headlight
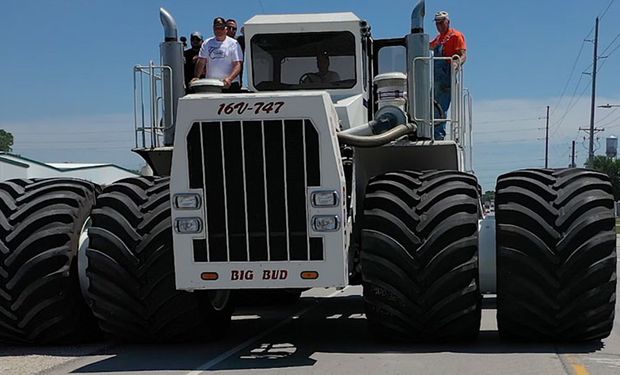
[175,217,203,233]
[311,191,339,207]
[174,194,202,209]
[312,215,340,232]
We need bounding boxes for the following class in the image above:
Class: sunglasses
[228,27,237,31]
[214,25,227,30]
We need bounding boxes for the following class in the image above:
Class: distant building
[0,153,139,185]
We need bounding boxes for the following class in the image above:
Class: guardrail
[133,62,173,149]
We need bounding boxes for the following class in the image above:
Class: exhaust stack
[159,8,185,146]
[406,0,432,139]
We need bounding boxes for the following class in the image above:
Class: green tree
[482,190,495,203]
[586,155,620,200]
[0,129,14,152]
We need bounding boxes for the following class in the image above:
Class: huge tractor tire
[85,176,233,343]
[0,178,100,344]
[496,168,616,341]
[361,170,481,341]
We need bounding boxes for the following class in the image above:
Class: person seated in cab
[300,52,340,84]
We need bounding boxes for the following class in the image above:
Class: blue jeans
[433,52,451,140]
[434,87,451,140]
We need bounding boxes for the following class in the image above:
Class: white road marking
[186,287,349,374]
[586,357,620,369]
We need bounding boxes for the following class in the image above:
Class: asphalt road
[2,247,619,375]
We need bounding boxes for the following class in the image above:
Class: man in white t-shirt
[193,17,243,92]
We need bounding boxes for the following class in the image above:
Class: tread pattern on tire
[496,168,616,341]
[0,178,99,344]
[86,176,232,343]
[361,170,481,341]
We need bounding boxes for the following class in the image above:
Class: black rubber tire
[0,178,100,344]
[235,289,303,306]
[361,170,481,341]
[496,168,616,341]
[85,176,233,343]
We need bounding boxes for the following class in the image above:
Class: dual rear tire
[361,170,482,341]
[0,178,100,344]
[495,168,616,341]
[85,176,234,343]
[361,168,616,343]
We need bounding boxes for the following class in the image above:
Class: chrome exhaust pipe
[159,8,178,41]
[411,0,425,33]
[407,0,432,139]
[159,8,185,146]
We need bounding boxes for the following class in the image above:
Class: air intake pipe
[159,8,185,146]
[337,106,416,147]
[407,0,432,139]
[337,124,415,147]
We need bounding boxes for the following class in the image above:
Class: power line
[549,78,591,138]
[10,130,133,136]
[599,114,620,128]
[547,0,616,139]
[550,41,588,117]
[475,117,539,125]
[475,137,540,145]
[598,0,617,19]
[474,127,540,135]
[15,146,132,151]
[599,30,620,56]
[596,107,619,124]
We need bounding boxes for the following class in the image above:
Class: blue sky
[2,0,620,191]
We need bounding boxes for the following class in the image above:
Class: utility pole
[545,105,550,168]
[579,125,605,164]
[571,140,576,168]
[588,17,599,164]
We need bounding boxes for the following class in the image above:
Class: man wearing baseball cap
[430,11,467,140]
[184,31,203,88]
[193,17,243,92]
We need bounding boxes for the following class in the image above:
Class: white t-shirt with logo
[198,36,243,83]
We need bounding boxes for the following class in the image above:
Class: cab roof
[245,12,361,26]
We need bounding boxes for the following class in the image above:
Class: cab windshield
[251,31,356,91]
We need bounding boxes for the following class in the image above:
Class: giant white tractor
[0,0,615,344]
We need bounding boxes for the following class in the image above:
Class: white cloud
[0,113,144,170]
[2,96,620,192]
[471,96,620,191]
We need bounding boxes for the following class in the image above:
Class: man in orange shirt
[430,11,467,140]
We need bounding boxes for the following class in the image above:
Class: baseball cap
[190,31,202,40]
[213,17,226,26]
[434,11,450,21]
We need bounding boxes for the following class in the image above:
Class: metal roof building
[0,153,139,185]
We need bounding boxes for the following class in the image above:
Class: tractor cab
[244,13,363,98]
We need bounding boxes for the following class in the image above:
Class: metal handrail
[133,62,173,149]
[411,54,467,143]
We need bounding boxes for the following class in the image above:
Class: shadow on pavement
[61,294,607,373]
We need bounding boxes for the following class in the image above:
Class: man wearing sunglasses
[194,17,243,92]
[226,19,245,86]
[225,19,238,39]
[429,11,467,140]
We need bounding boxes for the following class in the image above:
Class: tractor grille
[187,120,324,262]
